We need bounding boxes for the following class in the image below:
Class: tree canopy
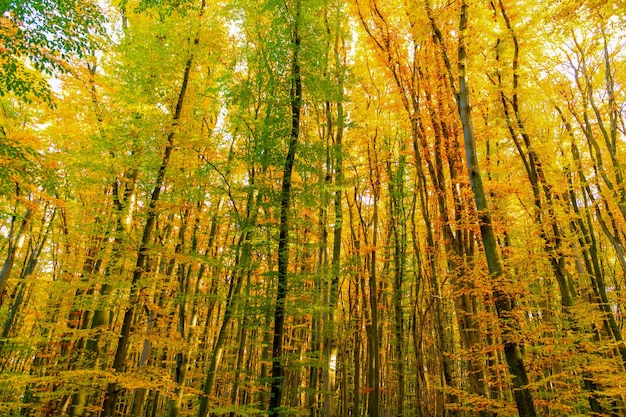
[1,0,626,416]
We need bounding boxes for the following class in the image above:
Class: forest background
[1,0,626,416]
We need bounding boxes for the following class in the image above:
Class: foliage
[1,0,626,417]
[0,0,104,104]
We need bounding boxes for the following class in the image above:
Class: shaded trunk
[424,1,537,414]
[269,2,302,414]
[100,10,202,412]
[322,14,345,413]
[197,200,257,417]
[0,203,38,304]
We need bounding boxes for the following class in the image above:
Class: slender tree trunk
[322,14,345,414]
[229,272,252,416]
[2,207,54,339]
[197,207,257,417]
[268,1,302,414]
[387,146,406,416]
[346,200,362,417]
[100,8,202,412]
[454,3,536,415]
[362,139,381,417]
[0,203,37,304]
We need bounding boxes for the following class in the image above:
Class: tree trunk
[269,2,302,414]
[0,203,37,304]
[100,10,202,412]
[454,3,536,415]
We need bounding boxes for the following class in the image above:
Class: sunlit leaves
[1,1,626,416]
[0,0,104,104]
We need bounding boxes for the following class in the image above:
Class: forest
[1,0,625,416]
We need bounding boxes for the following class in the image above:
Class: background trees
[1,0,625,416]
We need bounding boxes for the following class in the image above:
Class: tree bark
[269,1,302,414]
[454,2,536,415]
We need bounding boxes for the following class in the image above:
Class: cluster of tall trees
[1,0,625,416]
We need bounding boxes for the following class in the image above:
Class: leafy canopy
[0,0,104,104]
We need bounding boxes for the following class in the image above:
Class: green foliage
[2,1,626,417]
[0,0,105,104]
[0,99,58,199]
[0,135,36,196]
[120,0,198,17]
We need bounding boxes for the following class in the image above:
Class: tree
[2,0,626,416]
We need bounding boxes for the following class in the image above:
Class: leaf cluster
[0,0,105,104]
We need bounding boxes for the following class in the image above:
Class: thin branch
[194,149,240,220]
